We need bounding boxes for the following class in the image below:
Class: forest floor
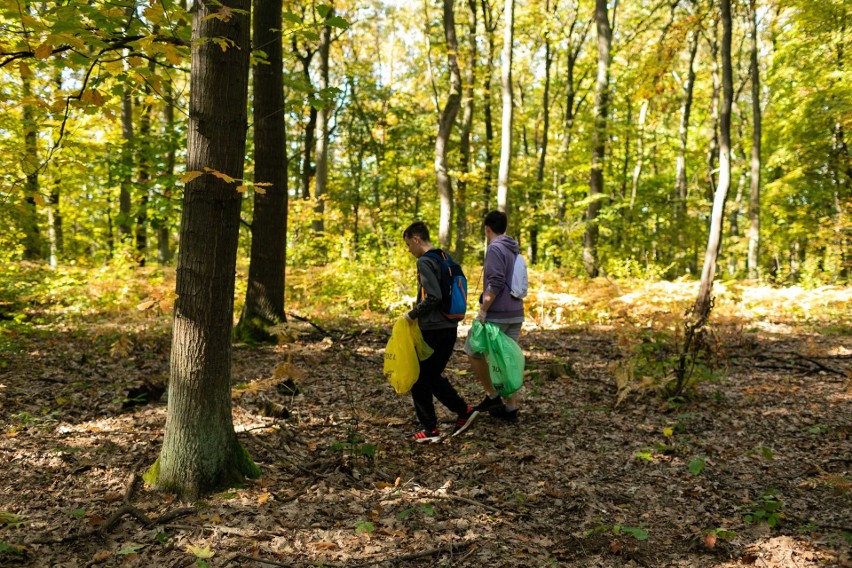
[0,276,850,567]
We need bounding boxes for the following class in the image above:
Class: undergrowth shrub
[612,316,723,405]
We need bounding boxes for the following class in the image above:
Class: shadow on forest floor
[0,283,850,567]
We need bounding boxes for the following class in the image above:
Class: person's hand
[403,312,414,323]
[475,309,487,324]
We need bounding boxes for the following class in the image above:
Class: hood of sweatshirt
[491,234,520,255]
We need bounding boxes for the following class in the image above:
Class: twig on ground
[287,312,333,337]
[793,353,847,377]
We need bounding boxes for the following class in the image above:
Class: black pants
[411,327,468,431]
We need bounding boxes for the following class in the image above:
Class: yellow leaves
[204,166,236,183]
[203,5,234,22]
[185,544,215,559]
[80,88,105,107]
[34,43,52,59]
[180,170,204,183]
[257,492,272,504]
[662,427,674,437]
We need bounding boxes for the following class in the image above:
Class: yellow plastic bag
[383,318,434,394]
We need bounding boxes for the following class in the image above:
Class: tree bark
[481,0,497,213]
[236,0,289,343]
[21,68,42,260]
[674,28,698,226]
[747,0,761,280]
[496,0,515,213]
[584,0,612,278]
[705,16,720,202]
[312,3,333,234]
[119,83,134,242]
[135,70,154,267]
[435,0,462,249]
[630,98,648,210]
[694,0,733,322]
[455,0,478,264]
[148,0,258,499]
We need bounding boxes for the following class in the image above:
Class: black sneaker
[413,429,441,443]
[492,407,519,423]
[451,407,479,437]
[475,394,504,413]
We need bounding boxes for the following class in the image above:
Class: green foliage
[688,456,706,476]
[354,520,374,534]
[742,488,785,527]
[585,523,649,541]
[330,430,378,464]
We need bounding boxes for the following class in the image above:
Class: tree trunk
[158,78,177,264]
[675,29,698,219]
[21,69,42,260]
[496,0,514,213]
[694,0,733,322]
[630,98,648,209]
[557,12,589,221]
[296,40,317,201]
[584,0,612,278]
[135,71,154,267]
[530,0,554,264]
[146,0,259,499]
[481,0,497,213]
[119,84,134,242]
[705,16,720,202]
[746,0,761,280]
[312,4,333,234]
[235,0,288,343]
[455,0,477,264]
[435,0,462,249]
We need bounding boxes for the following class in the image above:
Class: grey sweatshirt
[483,234,525,321]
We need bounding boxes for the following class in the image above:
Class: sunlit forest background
[0,0,848,320]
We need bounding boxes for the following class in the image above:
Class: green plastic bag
[383,318,434,394]
[468,320,524,397]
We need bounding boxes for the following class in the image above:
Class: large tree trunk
[21,69,42,260]
[746,0,761,280]
[455,0,478,263]
[584,0,612,278]
[146,0,258,499]
[495,0,514,213]
[435,0,462,249]
[312,4,333,234]
[694,0,733,322]
[235,0,288,343]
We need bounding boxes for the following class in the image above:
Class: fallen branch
[286,312,332,337]
[793,353,847,377]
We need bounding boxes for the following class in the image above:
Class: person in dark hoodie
[464,210,524,422]
[402,221,479,443]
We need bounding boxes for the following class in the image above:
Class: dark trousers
[411,327,468,431]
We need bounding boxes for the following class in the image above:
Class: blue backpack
[423,249,468,320]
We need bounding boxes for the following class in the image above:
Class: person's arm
[407,256,442,320]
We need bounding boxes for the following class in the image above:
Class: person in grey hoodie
[402,221,478,443]
[464,210,524,422]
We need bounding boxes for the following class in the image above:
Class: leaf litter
[0,285,850,567]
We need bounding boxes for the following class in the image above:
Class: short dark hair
[484,210,508,234]
[403,221,430,242]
